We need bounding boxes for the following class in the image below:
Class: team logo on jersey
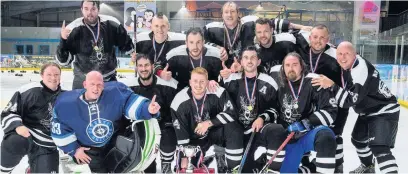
[238,96,257,127]
[40,102,53,130]
[173,119,180,129]
[4,102,17,112]
[329,98,337,108]
[378,80,392,98]
[259,86,267,95]
[223,100,234,111]
[281,94,301,124]
[86,118,114,144]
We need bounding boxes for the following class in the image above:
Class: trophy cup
[182,145,201,173]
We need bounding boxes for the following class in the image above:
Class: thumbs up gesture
[148,95,161,115]
[220,60,232,79]
[159,63,172,81]
[61,20,72,40]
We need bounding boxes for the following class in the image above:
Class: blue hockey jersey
[51,81,159,156]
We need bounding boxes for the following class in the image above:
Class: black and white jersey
[255,33,296,73]
[204,15,290,67]
[276,74,338,128]
[223,72,279,132]
[122,75,178,126]
[170,87,236,145]
[166,45,222,91]
[136,31,186,72]
[332,56,400,116]
[1,81,63,147]
[56,15,134,80]
[295,30,342,85]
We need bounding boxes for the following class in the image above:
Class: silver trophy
[179,145,202,173]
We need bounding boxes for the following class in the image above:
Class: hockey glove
[287,119,312,133]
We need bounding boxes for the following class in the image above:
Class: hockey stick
[238,129,256,173]
[259,132,295,173]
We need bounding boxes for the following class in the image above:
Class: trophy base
[180,168,215,174]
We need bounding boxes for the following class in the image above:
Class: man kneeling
[171,67,244,172]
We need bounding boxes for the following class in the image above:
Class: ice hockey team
[0,0,401,173]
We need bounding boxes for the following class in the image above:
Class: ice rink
[1,71,407,173]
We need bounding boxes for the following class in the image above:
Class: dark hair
[81,0,100,10]
[255,17,271,26]
[185,27,204,40]
[41,62,61,75]
[135,53,152,65]
[312,24,330,34]
[239,46,260,61]
[279,52,308,85]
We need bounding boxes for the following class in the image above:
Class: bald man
[51,71,161,173]
[133,13,186,80]
[312,41,400,173]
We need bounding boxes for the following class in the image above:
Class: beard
[84,16,98,25]
[139,71,153,81]
[189,49,202,58]
[287,71,298,81]
[260,37,272,47]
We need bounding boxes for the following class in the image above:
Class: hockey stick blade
[259,132,295,173]
[238,130,256,173]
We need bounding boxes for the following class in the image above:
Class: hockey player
[166,27,222,91]
[204,1,310,68]
[1,63,63,173]
[56,0,135,89]
[263,52,337,173]
[254,18,296,73]
[295,24,346,172]
[133,13,186,80]
[222,46,280,172]
[312,41,400,173]
[122,54,178,173]
[51,71,161,173]
[171,67,244,172]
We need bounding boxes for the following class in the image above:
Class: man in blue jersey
[51,71,160,173]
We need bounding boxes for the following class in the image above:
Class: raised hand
[230,57,242,73]
[61,20,72,40]
[160,63,172,81]
[220,60,232,79]
[148,95,161,115]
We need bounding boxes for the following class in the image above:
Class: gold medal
[294,103,299,109]
[94,46,99,51]
[247,105,253,111]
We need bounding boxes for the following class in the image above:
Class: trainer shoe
[349,163,375,173]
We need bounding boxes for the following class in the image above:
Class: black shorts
[351,111,399,148]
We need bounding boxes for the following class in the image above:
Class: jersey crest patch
[86,118,114,144]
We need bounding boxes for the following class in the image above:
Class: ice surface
[1,71,407,173]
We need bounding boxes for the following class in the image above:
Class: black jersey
[332,56,400,116]
[170,87,236,145]
[136,31,186,73]
[295,30,342,85]
[166,45,222,91]
[1,81,63,147]
[255,33,296,73]
[56,15,134,80]
[122,75,178,126]
[223,72,279,132]
[276,74,338,128]
[203,16,290,67]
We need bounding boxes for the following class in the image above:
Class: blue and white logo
[86,118,114,144]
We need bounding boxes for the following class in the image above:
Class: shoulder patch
[351,56,369,85]
[66,17,84,30]
[170,88,191,111]
[18,82,42,94]
[275,33,296,44]
[99,14,121,25]
[224,72,242,83]
[168,32,186,41]
[207,86,225,98]
[324,47,337,59]
[204,45,221,59]
[258,73,278,90]
[166,45,188,60]
[269,65,282,73]
[156,75,178,89]
[205,22,224,29]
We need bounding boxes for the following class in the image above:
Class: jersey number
[51,122,61,135]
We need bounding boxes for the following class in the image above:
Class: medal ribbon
[84,18,100,47]
[309,48,323,73]
[189,54,203,69]
[287,76,304,102]
[224,23,241,53]
[341,57,358,88]
[152,37,167,63]
[192,93,207,122]
[244,76,257,107]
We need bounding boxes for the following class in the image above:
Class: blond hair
[191,67,208,79]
